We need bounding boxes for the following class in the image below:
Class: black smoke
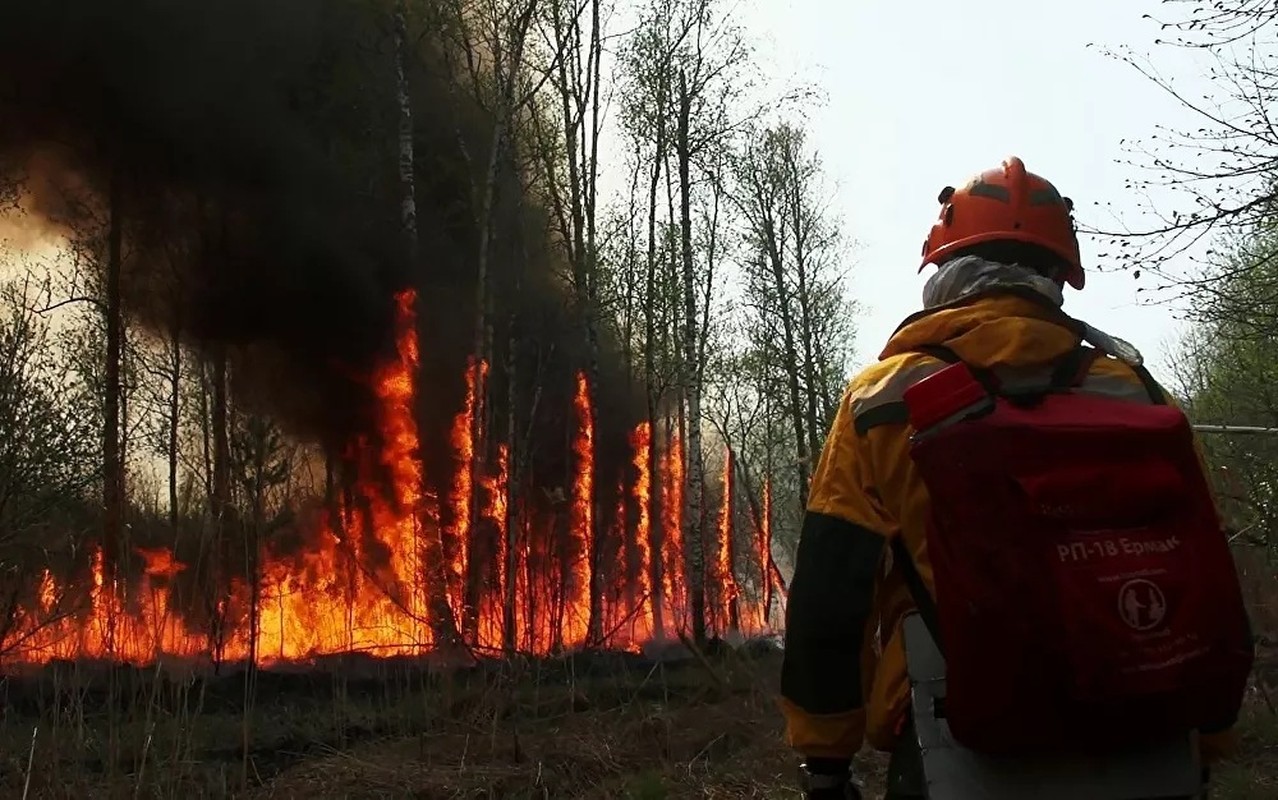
[0,0,641,493]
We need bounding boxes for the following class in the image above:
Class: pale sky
[731,0,1216,377]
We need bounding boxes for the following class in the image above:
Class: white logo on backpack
[1118,578,1167,632]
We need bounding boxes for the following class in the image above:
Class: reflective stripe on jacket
[777,286,1237,763]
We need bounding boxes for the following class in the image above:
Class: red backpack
[893,345,1254,756]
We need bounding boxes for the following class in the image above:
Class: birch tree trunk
[395,1,461,647]
[676,69,707,645]
[641,91,667,643]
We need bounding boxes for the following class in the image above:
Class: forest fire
[4,291,775,669]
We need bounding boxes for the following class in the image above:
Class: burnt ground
[0,641,1273,799]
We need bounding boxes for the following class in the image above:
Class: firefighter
[781,157,1243,799]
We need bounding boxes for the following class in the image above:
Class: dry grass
[242,664,1278,800]
[0,642,1273,798]
[241,650,869,800]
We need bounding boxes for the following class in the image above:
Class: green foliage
[1177,224,1278,553]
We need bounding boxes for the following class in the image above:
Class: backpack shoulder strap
[1061,344,1168,406]
[914,344,1000,394]
[917,343,1101,397]
[1048,345,1104,391]
[1130,363,1168,406]
[914,344,961,364]
[856,344,1124,435]
[891,536,944,655]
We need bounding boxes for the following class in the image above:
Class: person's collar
[922,255,1063,310]
[885,256,1146,367]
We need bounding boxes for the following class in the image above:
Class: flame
[629,422,653,640]
[449,358,481,616]
[608,490,628,637]
[759,477,774,630]
[716,447,737,636]
[37,570,56,613]
[137,547,186,580]
[565,371,593,647]
[661,432,685,634]
[475,443,508,649]
[0,292,776,668]
[253,287,436,659]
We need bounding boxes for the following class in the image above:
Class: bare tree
[1092,1,1278,336]
[731,124,854,517]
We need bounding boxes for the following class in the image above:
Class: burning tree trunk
[209,345,231,666]
[676,69,707,645]
[241,417,262,785]
[623,6,672,641]
[533,0,607,645]
[646,399,664,640]
[662,414,686,632]
[103,169,124,608]
[394,2,461,649]
[459,0,538,646]
[570,372,594,647]
[629,421,654,639]
[582,0,605,649]
[760,476,774,623]
[199,357,213,509]
[711,381,779,632]
[502,308,520,653]
[716,446,738,636]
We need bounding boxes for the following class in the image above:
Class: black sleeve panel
[780,510,886,715]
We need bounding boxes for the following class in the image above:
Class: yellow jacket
[778,283,1239,764]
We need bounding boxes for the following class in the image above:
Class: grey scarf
[920,256,1144,366]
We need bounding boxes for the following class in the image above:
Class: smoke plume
[0,0,639,478]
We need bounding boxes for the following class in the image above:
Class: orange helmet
[919,156,1083,290]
